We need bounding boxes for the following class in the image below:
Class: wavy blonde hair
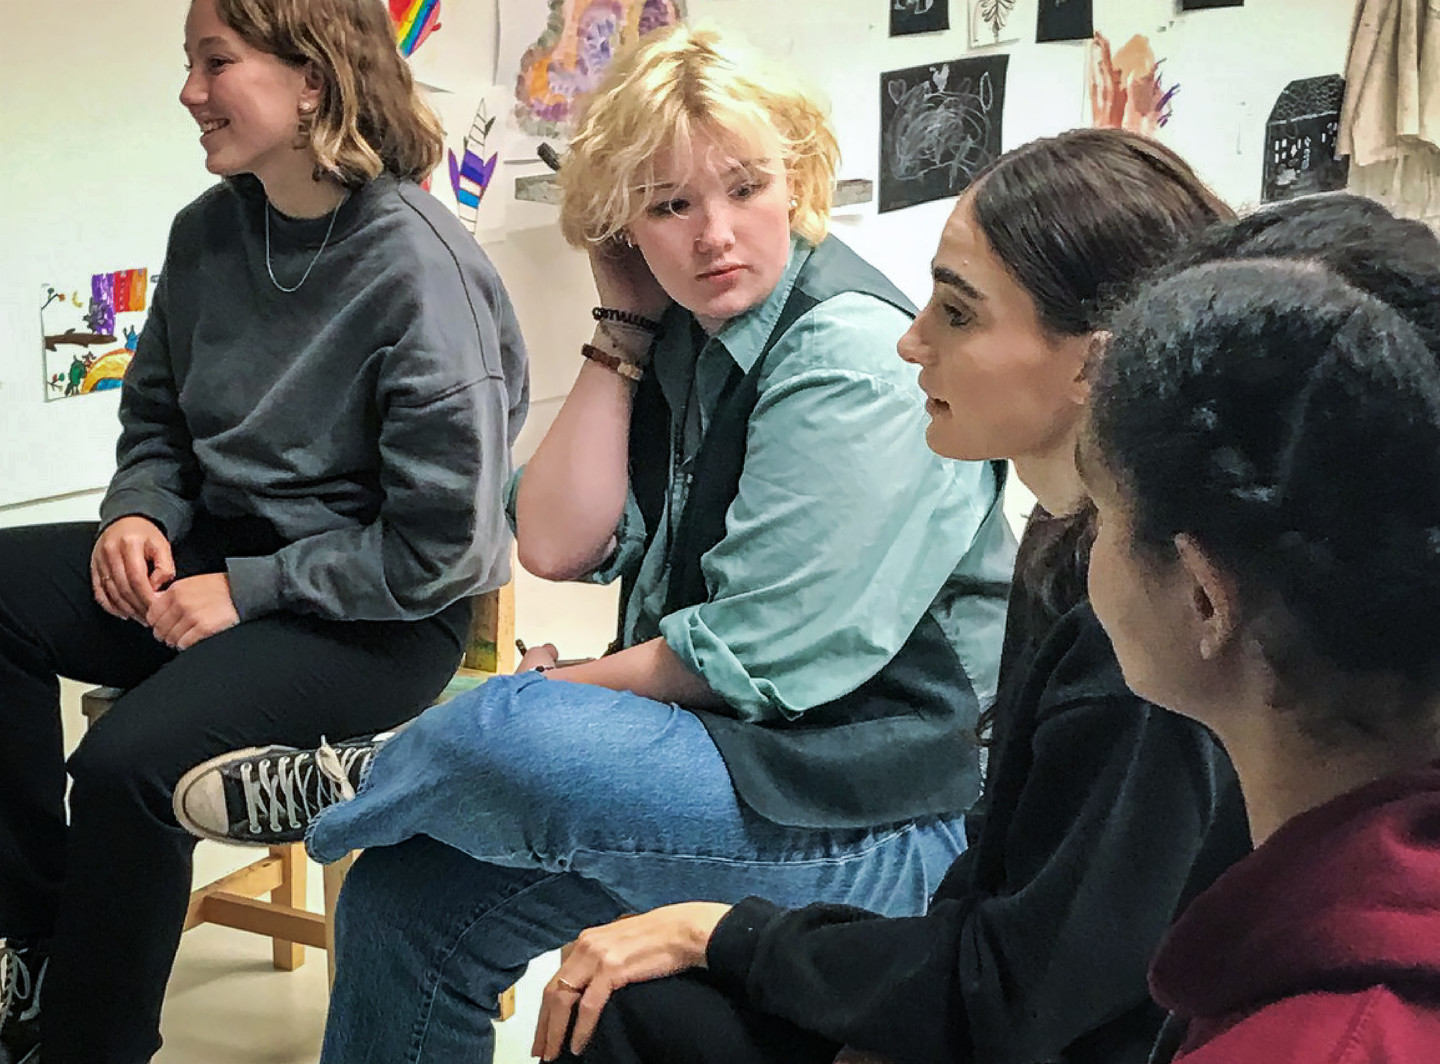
[559,24,839,249]
[216,0,444,184]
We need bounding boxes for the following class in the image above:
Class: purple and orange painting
[513,0,685,137]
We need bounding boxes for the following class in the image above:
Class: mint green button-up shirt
[512,237,1015,723]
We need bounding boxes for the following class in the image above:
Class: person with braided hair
[1083,193,1440,1064]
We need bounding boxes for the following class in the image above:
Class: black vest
[625,236,988,829]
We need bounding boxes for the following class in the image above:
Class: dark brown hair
[216,0,444,184]
[966,129,1231,741]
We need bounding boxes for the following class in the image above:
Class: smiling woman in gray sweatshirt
[0,3,527,1063]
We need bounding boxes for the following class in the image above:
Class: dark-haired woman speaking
[533,129,1252,1064]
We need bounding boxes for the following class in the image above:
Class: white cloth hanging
[1338,0,1440,224]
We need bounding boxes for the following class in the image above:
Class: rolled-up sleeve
[503,466,649,587]
[659,297,996,720]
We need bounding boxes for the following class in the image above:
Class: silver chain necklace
[264,190,349,293]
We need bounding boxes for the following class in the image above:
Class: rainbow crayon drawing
[390,0,442,57]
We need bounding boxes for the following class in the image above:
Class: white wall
[0,0,1358,530]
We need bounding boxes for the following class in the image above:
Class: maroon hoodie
[1150,765,1440,1063]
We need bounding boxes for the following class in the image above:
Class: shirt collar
[708,234,815,373]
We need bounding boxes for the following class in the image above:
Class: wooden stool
[76,583,517,1018]
[80,686,354,986]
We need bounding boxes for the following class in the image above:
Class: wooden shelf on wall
[514,174,875,209]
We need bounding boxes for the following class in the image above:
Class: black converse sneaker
[0,938,46,1064]
[172,731,399,846]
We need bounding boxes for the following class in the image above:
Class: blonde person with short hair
[0,1,527,1061]
[174,23,1015,1064]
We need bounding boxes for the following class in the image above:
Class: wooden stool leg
[323,852,356,988]
[269,843,307,971]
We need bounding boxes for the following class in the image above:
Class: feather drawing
[975,0,1016,41]
[448,102,499,234]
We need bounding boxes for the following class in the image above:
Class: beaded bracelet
[581,343,645,382]
[592,306,662,334]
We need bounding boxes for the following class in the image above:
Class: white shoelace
[239,739,370,836]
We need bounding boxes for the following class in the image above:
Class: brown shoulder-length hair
[216,0,444,184]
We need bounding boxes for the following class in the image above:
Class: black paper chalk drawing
[1262,75,1349,203]
[891,0,949,37]
[1037,0,1093,43]
[1181,0,1243,9]
[879,55,1009,213]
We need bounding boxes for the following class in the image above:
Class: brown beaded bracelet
[581,343,645,382]
[592,306,661,333]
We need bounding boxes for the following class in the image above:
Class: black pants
[0,521,468,1064]
[557,971,842,1064]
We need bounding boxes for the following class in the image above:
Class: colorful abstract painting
[390,0,442,57]
[1089,33,1177,136]
[511,0,686,138]
[40,270,156,401]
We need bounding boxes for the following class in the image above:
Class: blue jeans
[312,674,966,1064]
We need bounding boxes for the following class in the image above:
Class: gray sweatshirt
[100,173,529,622]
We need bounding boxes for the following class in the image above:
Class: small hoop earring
[620,230,635,249]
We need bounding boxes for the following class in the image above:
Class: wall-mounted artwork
[891,0,949,37]
[1037,0,1092,43]
[503,0,686,140]
[1263,75,1349,203]
[390,0,442,57]
[449,99,501,234]
[969,0,1020,48]
[1089,33,1177,135]
[1181,0,1243,9]
[41,270,157,401]
[880,55,1008,213]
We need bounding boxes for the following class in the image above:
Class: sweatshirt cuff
[706,896,785,990]
[226,554,284,621]
[98,489,193,543]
